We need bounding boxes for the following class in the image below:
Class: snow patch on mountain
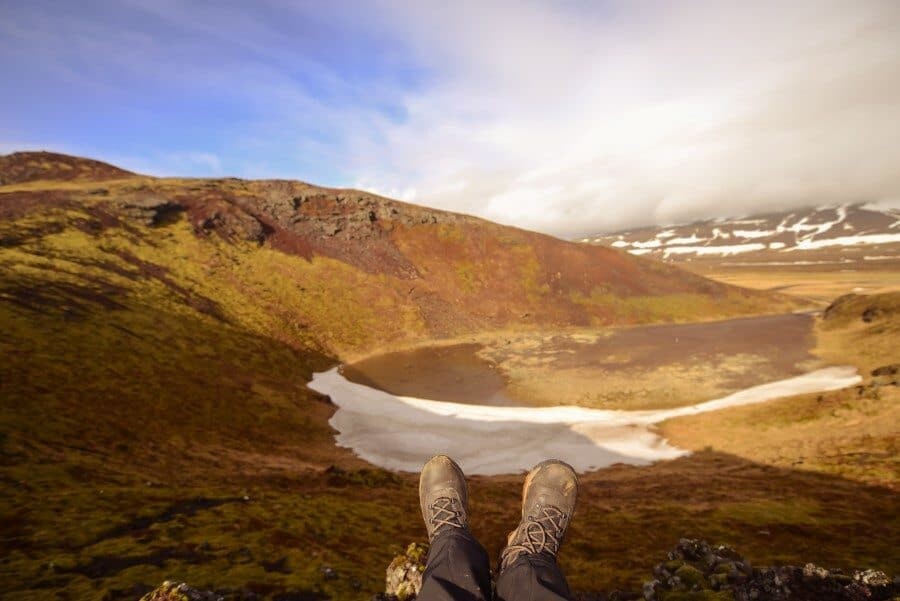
[579,204,900,261]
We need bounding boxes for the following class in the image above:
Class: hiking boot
[500,459,578,570]
[419,455,470,540]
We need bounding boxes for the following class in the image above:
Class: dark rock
[320,566,338,580]
[871,364,898,377]
[871,364,900,386]
[641,539,897,601]
[195,209,265,243]
[262,557,291,574]
[861,306,881,322]
[226,547,253,565]
[118,196,185,227]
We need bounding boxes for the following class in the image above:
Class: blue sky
[0,0,423,183]
[2,1,899,235]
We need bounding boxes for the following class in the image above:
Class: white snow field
[307,366,860,476]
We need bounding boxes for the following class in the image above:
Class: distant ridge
[0,150,135,185]
[579,204,900,265]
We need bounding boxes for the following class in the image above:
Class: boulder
[384,542,429,601]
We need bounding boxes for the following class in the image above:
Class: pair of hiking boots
[419,455,578,570]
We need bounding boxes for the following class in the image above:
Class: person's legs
[495,554,572,601]
[495,460,579,601]
[418,528,493,601]
[417,455,492,601]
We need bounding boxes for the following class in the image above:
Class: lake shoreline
[308,364,861,476]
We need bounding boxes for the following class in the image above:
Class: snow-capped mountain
[579,204,900,264]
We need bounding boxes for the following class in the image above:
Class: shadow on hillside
[467,449,899,594]
[5,439,898,599]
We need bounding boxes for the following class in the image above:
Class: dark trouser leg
[417,530,492,601]
[495,553,573,601]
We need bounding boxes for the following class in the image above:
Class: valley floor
[682,259,900,304]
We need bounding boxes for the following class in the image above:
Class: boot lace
[502,505,567,561]
[429,497,465,533]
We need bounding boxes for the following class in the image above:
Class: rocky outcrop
[639,538,898,601]
[193,207,266,243]
[137,538,898,601]
[140,581,222,601]
[374,539,898,601]
[117,195,186,227]
[383,542,428,601]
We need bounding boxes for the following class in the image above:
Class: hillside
[580,204,900,268]
[1,151,786,359]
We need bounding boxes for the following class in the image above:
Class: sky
[2,0,899,236]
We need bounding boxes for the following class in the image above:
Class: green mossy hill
[0,151,794,357]
[818,291,900,378]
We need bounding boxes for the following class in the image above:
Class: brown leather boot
[500,459,578,571]
[419,455,470,540]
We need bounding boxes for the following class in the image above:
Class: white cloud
[4,1,898,237]
[344,0,900,236]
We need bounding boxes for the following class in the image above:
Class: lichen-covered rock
[641,539,899,601]
[854,568,891,588]
[139,581,222,601]
[138,539,898,601]
[385,542,429,601]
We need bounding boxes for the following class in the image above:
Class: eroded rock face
[117,195,186,227]
[194,208,265,243]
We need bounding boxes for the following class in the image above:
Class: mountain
[579,204,900,267]
[0,151,786,359]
